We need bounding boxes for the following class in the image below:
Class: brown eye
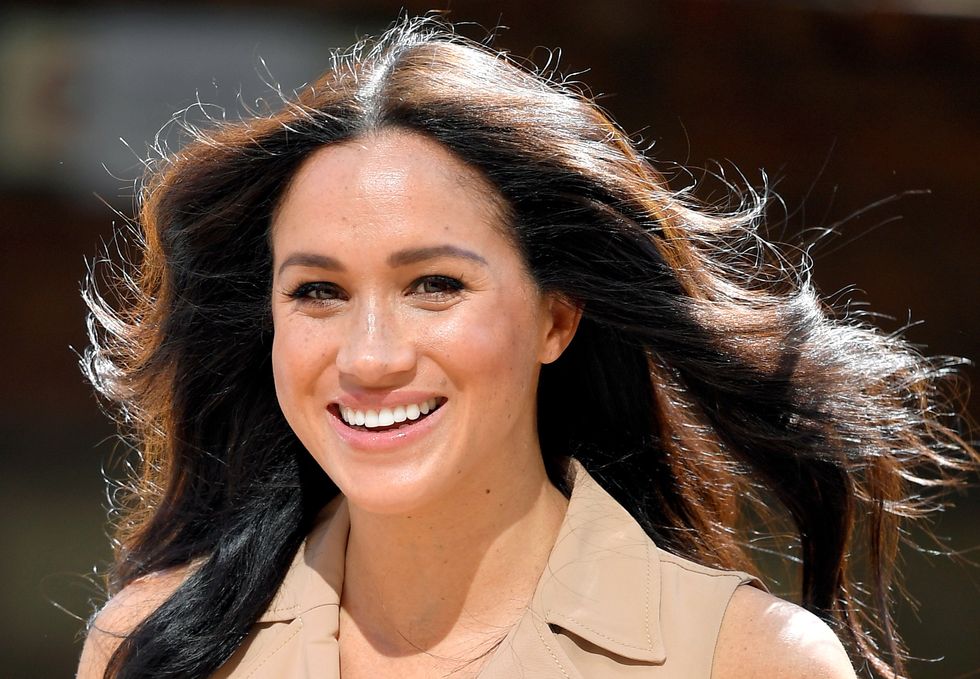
[289,282,346,302]
[411,276,465,296]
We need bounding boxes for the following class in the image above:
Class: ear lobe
[540,295,583,365]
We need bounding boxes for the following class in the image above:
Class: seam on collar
[546,613,655,653]
[536,461,666,663]
[658,551,767,592]
[533,617,572,679]
[257,600,339,622]
[239,619,303,679]
[643,539,653,649]
[262,601,302,614]
[543,538,658,656]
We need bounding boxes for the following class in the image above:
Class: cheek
[429,298,541,397]
[271,318,330,418]
[271,328,299,425]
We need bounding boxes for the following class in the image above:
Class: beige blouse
[211,461,760,678]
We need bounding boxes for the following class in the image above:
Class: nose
[335,301,417,386]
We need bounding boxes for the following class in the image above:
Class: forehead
[271,129,510,245]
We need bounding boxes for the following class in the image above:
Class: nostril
[336,355,419,382]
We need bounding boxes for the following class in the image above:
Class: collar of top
[255,459,667,664]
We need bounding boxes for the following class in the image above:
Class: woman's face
[270,130,578,516]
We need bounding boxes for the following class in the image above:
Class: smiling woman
[77,15,975,679]
[270,132,578,521]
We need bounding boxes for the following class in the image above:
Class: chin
[313,452,456,517]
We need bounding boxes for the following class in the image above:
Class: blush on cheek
[271,332,306,430]
[443,307,540,390]
[271,355,296,428]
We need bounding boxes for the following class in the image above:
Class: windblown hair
[83,16,975,679]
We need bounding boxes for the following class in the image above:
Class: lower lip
[327,403,445,451]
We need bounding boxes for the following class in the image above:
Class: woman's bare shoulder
[76,567,189,679]
[713,585,857,679]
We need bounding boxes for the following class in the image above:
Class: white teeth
[339,398,441,428]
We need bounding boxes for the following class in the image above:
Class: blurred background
[1,0,977,676]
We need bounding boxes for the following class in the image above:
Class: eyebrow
[277,245,488,276]
[386,245,488,268]
[277,253,346,276]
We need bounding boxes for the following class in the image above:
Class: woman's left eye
[410,275,465,297]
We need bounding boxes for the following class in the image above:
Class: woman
[77,16,975,679]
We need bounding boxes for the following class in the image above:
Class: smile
[333,398,446,432]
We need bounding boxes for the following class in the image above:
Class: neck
[340,453,568,661]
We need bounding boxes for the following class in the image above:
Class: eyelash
[286,275,466,305]
[287,282,346,303]
[411,275,465,296]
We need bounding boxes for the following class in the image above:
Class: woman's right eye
[287,282,347,303]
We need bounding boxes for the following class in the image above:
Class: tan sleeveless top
[212,461,761,678]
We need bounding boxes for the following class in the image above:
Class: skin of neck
[339,437,569,662]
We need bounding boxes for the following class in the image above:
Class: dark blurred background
[1,1,977,677]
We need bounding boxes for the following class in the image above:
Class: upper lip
[331,391,444,410]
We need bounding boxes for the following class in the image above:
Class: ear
[538,294,583,365]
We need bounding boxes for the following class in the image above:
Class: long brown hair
[83,15,976,678]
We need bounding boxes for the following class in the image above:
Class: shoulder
[712,585,856,679]
[76,567,189,679]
